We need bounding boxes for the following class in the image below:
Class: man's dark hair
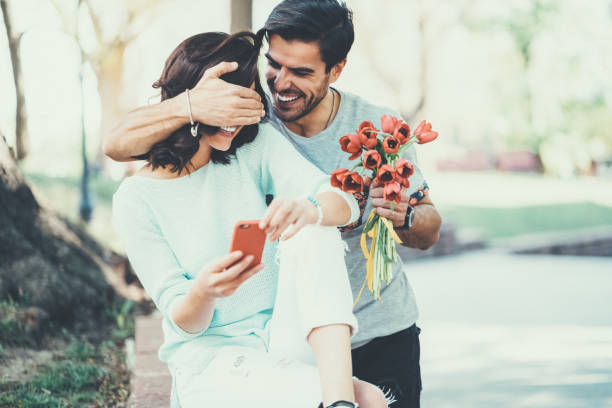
[258,0,354,72]
[133,31,267,171]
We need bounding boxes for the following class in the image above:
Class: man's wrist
[169,90,192,125]
[394,204,414,231]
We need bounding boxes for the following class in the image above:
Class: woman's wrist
[306,196,323,226]
[171,289,216,335]
[190,274,219,305]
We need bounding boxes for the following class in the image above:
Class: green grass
[105,300,135,341]
[31,361,106,394]
[439,202,612,241]
[0,301,29,346]
[0,298,133,407]
[0,340,129,408]
[0,361,105,407]
[64,341,97,362]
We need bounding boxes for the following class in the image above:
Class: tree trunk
[231,0,252,32]
[1,0,28,160]
[93,43,127,168]
[0,132,122,331]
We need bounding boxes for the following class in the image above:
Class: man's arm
[370,183,441,250]
[104,62,265,162]
[394,195,441,250]
[104,97,188,161]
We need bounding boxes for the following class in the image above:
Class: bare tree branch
[1,0,28,160]
[83,0,104,47]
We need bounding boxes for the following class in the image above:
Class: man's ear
[329,59,347,83]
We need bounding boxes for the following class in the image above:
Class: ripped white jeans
[175,225,358,408]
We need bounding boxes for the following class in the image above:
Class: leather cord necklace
[324,88,336,130]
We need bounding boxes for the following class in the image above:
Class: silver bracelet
[185,88,199,138]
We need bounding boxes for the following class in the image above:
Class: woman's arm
[315,191,352,226]
[172,251,264,333]
[258,191,352,242]
[112,187,262,336]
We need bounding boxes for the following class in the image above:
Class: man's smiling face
[265,34,333,123]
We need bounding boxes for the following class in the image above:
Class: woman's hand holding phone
[172,251,263,334]
[194,251,264,299]
[259,198,318,242]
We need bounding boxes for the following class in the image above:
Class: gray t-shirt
[267,88,428,347]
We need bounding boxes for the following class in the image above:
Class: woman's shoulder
[113,175,153,211]
[235,122,284,159]
[242,122,281,148]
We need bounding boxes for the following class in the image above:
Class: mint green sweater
[112,123,358,372]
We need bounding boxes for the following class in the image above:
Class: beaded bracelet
[307,195,324,227]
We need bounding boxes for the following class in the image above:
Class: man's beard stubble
[266,78,328,123]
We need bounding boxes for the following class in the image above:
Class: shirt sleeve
[258,125,359,226]
[112,184,209,340]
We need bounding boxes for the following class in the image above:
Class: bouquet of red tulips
[331,116,438,301]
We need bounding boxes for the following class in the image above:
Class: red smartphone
[229,220,267,268]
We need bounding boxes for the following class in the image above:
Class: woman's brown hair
[133,31,267,170]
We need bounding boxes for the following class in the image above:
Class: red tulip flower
[359,121,376,132]
[342,171,364,194]
[383,181,402,203]
[395,158,414,188]
[357,124,379,149]
[375,164,396,185]
[381,114,400,134]
[330,168,349,189]
[382,137,400,154]
[393,122,411,145]
[362,150,382,170]
[414,120,438,144]
[339,133,363,160]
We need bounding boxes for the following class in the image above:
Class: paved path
[129,315,170,408]
[407,250,612,408]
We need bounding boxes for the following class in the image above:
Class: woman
[112,31,387,408]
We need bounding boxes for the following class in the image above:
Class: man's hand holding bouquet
[331,116,438,302]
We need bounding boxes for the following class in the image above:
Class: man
[105,1,441,406]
